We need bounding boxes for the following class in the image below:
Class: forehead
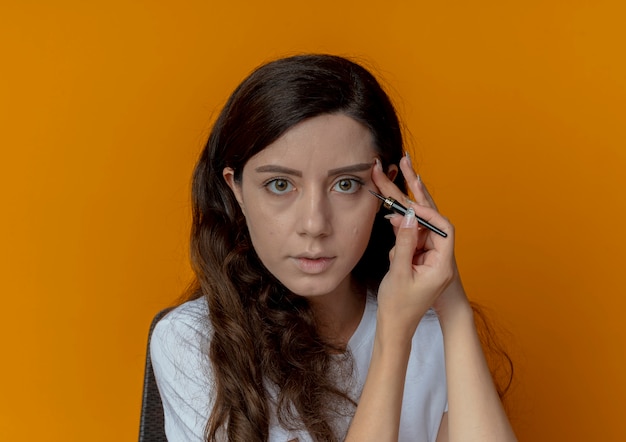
[246,114,377,169]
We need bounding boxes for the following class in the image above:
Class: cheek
[344,212,376,246]
[245,208,287,246]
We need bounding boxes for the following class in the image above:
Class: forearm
[345,320,413,442]
[439,285,516,442]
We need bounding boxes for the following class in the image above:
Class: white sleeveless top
[151,295,447,441]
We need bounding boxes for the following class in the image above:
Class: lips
[292,256,336,274]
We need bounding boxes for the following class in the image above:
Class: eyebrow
[327,162,374,176]
[254,162,374,177]
[254,165,302,177]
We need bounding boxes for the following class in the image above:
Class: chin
[280,275,349,299]
[286,285,334,299]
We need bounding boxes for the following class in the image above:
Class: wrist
[434,278,473,327]
[438,301,474,335]
[375,310,421,350]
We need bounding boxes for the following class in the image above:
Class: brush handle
[369,190,448,238]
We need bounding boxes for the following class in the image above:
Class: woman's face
[223,113,384,300]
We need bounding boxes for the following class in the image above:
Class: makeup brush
[369,190,448,238]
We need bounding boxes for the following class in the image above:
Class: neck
[307,278,367,348]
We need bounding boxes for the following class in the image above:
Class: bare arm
[344,328,413,441]
[346,156,516,442]
[436,279,516,441]
[347,157,452,441]
[345,202,436,441]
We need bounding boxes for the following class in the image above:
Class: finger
[388,207,419,278]
[385,213,429,252]
[371,158,410,208]
[418,177,438,210]
[410,203,455,252]
[399,154,438,210]
[384,214,402,236]
[372,157,441,240]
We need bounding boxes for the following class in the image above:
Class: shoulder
[150,297,212,374]
[155,297,210,334]
[149,297,214,440]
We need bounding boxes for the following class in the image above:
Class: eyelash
[332,177,364,194]
[264,178,294,194]
[262,177,365,195]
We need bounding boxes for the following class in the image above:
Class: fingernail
[384,214,396,220]
[374,158,383,171]
[404,151,412,167]
[402,207,416,228]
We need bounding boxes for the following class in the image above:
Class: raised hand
[371,154,466,326]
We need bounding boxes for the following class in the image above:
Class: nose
[296,189,332,238]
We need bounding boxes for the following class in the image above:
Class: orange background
[1,1,624,440]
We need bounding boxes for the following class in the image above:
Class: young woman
[150,54,516,442]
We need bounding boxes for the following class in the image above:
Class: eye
[333,178,362,194]
[265,178,294,194]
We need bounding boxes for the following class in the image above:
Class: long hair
[188,54,405,441]
[186,54,513,441]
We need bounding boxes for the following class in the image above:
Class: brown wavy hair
[184,54,513,441]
